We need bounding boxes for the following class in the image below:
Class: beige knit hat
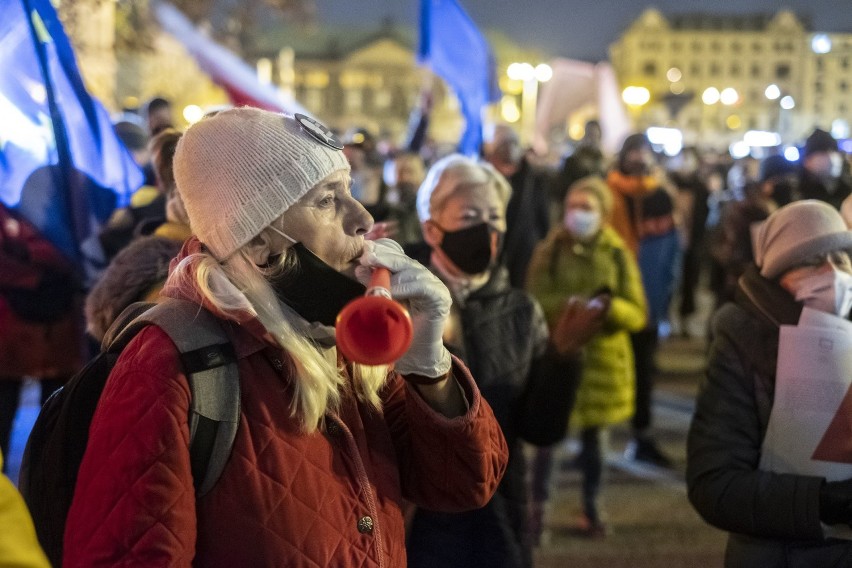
[754,200,852,279]
[173,107,350,259]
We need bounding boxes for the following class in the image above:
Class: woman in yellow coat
[527,175,647,536]
[0,452,49,567]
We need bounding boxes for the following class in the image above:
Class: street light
[507,62,534,81]
[720,87,739,106]
[534,63,553,82]
[780,95,796,110]
[507,61,552,146]
[621,86,650,129]
[765,84,781,100]
[702,87,720,105]
[622,86,650,106]
[666,67,682,82]
[183,104,204,125]
[812,34,832,54]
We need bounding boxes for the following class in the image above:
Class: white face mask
[564,209,601,240]
[794,268,852,317]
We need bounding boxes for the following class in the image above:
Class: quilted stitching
[65,324,507,568]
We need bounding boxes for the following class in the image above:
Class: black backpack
[18,298,241,567]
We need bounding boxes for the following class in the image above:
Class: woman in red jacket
[0,203,83,469]
[64,108,508,567]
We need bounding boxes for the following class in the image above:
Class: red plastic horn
[336,267,414,365]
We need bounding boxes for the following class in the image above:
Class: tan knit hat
[173,107,350,259]
[754,200,852,279]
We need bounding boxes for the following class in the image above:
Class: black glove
[819,479,852,526]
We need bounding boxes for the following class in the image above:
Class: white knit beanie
[173,107,350,259]
[754,200,852,279]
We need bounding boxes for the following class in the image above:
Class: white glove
[357,239,452,378]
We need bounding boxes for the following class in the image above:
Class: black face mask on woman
[269,242,365,326]
[437,222,499,275]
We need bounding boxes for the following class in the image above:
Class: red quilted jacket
[64,254,508,567]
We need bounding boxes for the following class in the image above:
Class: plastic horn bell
[336,267,413,365]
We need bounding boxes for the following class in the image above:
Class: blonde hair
[419,155,513,222]
[565,175,614,220]
[167,243,389,433]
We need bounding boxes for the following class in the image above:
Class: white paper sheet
[799,307,852,335]
[760,322,852,539]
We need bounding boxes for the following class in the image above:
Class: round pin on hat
[294,113,343,150]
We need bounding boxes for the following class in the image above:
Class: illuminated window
[345,89,362,111]
[340,71,367,89]
[304,89,324,111]
[374,89,391,109]
[304,71,329,89]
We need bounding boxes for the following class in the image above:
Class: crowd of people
[2,91,852,567]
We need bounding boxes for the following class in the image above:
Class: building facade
[249,25,466,146]
[803,32,852,140]
[610,8,852,148]
[249,24,546,147]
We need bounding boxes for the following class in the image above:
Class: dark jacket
[798,169,852,210]
[64,239,508,568]
[408,267,549,568]
[501,159,553,289]
[687,266,852,567]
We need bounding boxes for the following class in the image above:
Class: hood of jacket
[735,264,802,329]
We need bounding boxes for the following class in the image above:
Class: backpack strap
[103,302,159,352]
[110,299,241,497]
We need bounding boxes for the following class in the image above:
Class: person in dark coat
[688,200,852,567]
[798,128,852,210]
[555,120,606,207]
[485,125,553,289]
[709,153,797,309]
[407,155,603,567]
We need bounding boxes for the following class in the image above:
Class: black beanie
[804,128,838,157]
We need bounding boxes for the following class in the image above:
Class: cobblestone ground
[533,335,727,568]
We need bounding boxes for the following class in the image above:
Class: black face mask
[270,243,365,326]
[437,222,497,275]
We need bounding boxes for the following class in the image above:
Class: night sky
[315,0,852,62]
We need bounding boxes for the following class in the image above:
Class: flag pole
[20,0,86,267]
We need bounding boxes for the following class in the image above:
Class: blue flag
[0,0,143,268]
[418,0,500,156]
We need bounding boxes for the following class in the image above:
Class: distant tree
[60,0,314,54]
